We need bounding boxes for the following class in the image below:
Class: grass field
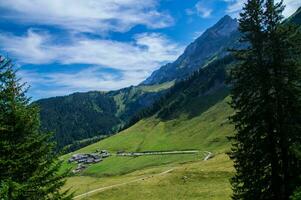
[63,154,233,200]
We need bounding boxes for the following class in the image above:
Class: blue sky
[0,0,300,100]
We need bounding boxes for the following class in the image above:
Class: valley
[60,92,234,199]
[1,1,300,200]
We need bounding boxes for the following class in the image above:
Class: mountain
[35,82,173,150]
[141,15,239,85]
[36,16,239,151]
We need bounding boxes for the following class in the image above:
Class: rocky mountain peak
[205,15,238,37]
[141,15,239,85]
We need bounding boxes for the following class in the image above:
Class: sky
[0,0,300,100]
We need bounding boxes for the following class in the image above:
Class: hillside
[61,56,235,175]
[70,95,233,155]
[35,82,173,150]
[62,93,234,197]
[35,15,239,151]
[64,154,234,200]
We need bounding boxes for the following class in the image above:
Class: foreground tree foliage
[0,57,72,200]
[229,0,301,199]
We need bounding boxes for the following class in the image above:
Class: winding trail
[74,168,175,199]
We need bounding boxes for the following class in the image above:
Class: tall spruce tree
[229,0,301,199]
[0,56,72,200]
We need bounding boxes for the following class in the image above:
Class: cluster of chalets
[68,150,110,173]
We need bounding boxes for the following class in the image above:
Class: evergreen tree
[229,0,301,199]
[0,56,72,200]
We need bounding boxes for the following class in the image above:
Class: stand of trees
[0,57,72,200]
[229,0,301,199]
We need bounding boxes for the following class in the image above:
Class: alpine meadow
[0,1,301,200]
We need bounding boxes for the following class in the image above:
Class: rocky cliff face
[141,15,239,85]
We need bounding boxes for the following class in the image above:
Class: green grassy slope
[73,94,233,155]
[64,154,234,200]
[61,94,233,179]
[86,155,233,200]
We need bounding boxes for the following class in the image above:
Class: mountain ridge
[141,15,239,85]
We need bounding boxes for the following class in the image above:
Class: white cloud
[282,0,301,18]
[19,66,150,99]
[196,1,213,18]
[0,0,174,33]
[0,30,183,71]
[19,65,153,99]
[224,0,301,18]
[224,0,246,17]
[0,30,57,64]
[0,30,184,99]
[186,1,213,18]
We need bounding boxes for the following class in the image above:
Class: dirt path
[73,168,175,199]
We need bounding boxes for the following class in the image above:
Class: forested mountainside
[141,15,239,85]
[35,15,239,151]
[35,82,172,151]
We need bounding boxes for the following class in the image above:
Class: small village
[68,150,207,173]
[68,150,110,173]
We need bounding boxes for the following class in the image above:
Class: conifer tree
[0,56,72,200]
[229,0,301,199]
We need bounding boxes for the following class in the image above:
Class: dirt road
[74,168,175,199]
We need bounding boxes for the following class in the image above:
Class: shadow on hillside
[157,87,230,122]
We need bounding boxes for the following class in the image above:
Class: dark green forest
[34,86,168,151]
